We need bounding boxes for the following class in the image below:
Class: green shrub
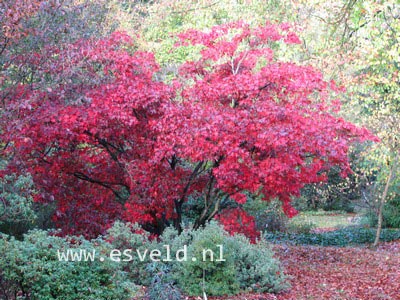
[383,197,400,228]
[265,226,400,247]
[168,223,240,296]
[226,234,288,293]
[157,222,287,296]
[181,195,209,225]
[286,221,316,234]
[0,230,137,300]
[145,263,183,300]
[243,197,288,233]
[293,164,359,213]
[0,174,55,237]
[360,211,378,228]
[105,221,156,286]
[360,192,400,229]
[0,221,287,299]
[0,174,36,223]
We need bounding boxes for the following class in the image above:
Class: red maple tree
[1,22,375,238]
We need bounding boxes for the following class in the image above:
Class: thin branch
[206,194,229,221]
[73,172,128,200]
[171,1,220,15]
[179,160,204,204]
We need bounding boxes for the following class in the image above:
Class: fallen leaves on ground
[275,241,400,300]
[199,241,400,300]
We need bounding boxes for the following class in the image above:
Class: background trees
[346,0,399,245]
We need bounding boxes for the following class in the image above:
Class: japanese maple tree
[1,22,375,238]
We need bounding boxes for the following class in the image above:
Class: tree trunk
[373,154,398,247]
[174,200,183,234]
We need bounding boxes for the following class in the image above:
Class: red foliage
[1,22,376,237]
[0,0,41,43]
[216,208,259,243]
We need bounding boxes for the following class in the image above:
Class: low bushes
[168,223,240,296]
[0,230,137,300]
[0,221,287,299]
[265,226,400,247]
[150,221,288,296]
[243,198,289,233]
[0,174,55,237]
[145,263,183,300]
[362,195,400,229]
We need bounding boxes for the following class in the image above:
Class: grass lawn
[289,211,358,229]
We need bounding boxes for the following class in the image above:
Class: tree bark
[373,154,398,247]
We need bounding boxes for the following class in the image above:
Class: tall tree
[1,22,375,238]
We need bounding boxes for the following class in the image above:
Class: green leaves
[0,174,36,225]
[265,227,400,247]
[0,230,138,300]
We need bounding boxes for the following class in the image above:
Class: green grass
[289,211,357,229]
[266,210,400,246]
